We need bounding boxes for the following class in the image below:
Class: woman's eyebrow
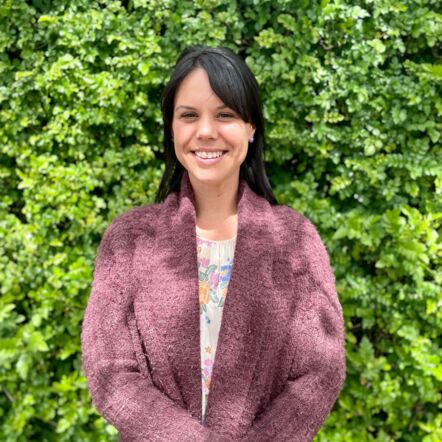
[174,104,230,111]
[175,105,195,111]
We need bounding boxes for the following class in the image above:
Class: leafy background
[0,0,441,440]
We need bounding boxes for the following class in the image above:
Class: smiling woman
[158,48,271,193]
[158,46,276,243]
[81,45,346,442]
[172,67,254,190]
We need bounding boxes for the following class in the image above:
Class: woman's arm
[240,225,346,442]
[81,221,228,442]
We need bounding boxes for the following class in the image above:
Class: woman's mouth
[191,151,227,166]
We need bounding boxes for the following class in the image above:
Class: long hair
[155,45,278,205]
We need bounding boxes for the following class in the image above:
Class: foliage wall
[0,0,441,440]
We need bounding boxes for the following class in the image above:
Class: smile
[194,151,224,159]
[192,151,227,165]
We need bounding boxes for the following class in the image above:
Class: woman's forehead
[174,68,226,109]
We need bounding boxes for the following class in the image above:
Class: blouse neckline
[196,232,237,243]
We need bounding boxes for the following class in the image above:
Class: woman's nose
[196,115,217,140]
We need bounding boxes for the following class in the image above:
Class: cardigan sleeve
[240,223,346,442]
[81,220,229,442]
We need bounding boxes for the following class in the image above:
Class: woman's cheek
[176,126,194,146]
[222,122,249,143]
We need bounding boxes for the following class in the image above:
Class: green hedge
[1,0,441,440]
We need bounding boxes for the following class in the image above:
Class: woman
[81,46,346,442]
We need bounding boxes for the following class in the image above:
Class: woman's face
[172,68,255,187]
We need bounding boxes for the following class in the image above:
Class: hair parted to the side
[155,45,278,205]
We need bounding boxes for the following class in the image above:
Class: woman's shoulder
[100,202,162,246]
[271,203,322,242]
[271,204,335,289]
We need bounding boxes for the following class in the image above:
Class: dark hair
[155,45,278,205]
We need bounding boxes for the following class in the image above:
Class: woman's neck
[189,172,239,240]
[190,173,239,223]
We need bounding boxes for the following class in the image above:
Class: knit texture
[81,170,346,441]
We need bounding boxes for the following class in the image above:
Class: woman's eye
[218,113,235,119]
[178,112,235,120]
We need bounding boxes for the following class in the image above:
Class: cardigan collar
[135,170,275,434]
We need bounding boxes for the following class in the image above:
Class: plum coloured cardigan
[81,170,346,442]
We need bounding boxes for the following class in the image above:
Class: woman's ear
[248,125,256,143]
[250,124,256,138]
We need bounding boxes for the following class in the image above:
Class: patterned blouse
[196,231,237,425]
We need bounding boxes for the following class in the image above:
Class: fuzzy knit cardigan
[81,170,346,442]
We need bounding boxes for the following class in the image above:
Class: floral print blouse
[196,231,237,425]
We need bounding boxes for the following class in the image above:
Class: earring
[249,135,254,143]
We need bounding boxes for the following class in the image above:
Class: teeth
[195,151,224,159]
